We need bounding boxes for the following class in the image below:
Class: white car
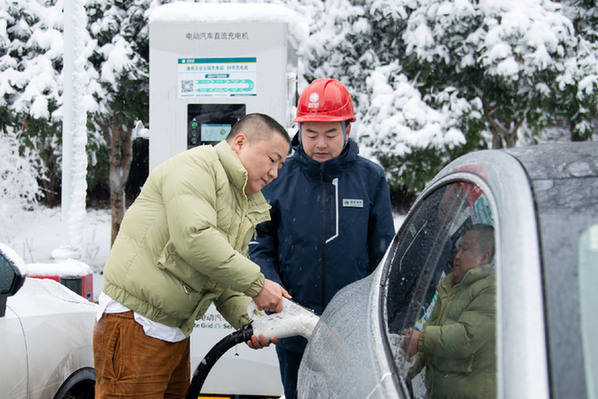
[0,244,97,399]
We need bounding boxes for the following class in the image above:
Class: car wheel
[53,367,95,399]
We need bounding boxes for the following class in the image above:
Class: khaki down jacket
[102,141,271,336]
[413,263,496,399]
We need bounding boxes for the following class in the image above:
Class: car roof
[506,141,598,181]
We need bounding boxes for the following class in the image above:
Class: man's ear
[230,133,247,155]
[481,250,492,264]
[345,123,351,138]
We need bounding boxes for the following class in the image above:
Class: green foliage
[19,116,62,204]
[376,117,487,195]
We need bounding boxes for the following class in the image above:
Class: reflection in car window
[578,224,598,399]
[384,181,496,398]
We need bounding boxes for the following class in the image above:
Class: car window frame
[443,151,550,398]
[380,171,506,396]
[375,148,553,398]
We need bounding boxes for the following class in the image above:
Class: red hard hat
[294,78,356,123]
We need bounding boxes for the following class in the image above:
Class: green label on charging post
[178,57,257,98]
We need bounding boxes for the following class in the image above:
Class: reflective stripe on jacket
[250,138,395,315]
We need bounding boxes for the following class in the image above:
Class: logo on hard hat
[308,92,319,109]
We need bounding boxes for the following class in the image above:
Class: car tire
[53,367,95,399]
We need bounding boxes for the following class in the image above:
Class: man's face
[452,230,488,283]
[232,132,289,195]
[300,121,350,162]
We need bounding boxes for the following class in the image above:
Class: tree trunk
[107,122,132,246]
[491,131,503,149]
[505,130,518,147]
[482,99,522,149]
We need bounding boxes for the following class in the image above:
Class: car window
[578,224,598,399]
[384,181,496,398]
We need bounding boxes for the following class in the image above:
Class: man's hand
[252,279,291,313]
[400,328,421,357]
[246,333,279,349]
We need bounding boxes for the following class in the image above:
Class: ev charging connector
[186,298,319,398]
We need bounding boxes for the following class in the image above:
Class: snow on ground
[2,206,111,269]
[2,205,110,301]
[2,205,406,303]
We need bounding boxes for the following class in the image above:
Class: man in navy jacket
[250,78,395,399]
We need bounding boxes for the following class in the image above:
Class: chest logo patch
[342,199,364,208]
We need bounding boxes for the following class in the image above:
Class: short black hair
[226,113,290,144]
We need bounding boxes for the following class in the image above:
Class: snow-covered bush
[299,0,597,195]
[1,0,596,204]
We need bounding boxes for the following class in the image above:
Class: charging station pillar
[148,2,305,170]
[147,4,306,396]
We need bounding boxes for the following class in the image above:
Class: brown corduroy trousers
[93,311,190,399]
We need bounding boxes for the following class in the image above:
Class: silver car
[0,245,97,399]
[298,141,598,398]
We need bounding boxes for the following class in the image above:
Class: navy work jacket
[249,137,395,317]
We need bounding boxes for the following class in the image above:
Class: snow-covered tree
[2,0,596,207]
[0,128,46,216]
[0,0,63,204]
[0,0,101,205]
[300,0,597,194]
[86,0,151,244]
[400,0,596,147]
[558,0,598,140]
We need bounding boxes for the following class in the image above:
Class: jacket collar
[444,263,494,290]
[291,134,359,179]
[214,141,269,216]
[215,141,247,191]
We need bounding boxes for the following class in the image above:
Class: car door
[1,301,29,398]
[382,178,497,398]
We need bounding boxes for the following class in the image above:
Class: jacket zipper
[321,171,327,310]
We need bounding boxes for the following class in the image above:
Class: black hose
[186,323,254,399]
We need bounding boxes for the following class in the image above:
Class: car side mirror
[0,247,26,317]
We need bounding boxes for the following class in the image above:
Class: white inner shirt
[96,292,187,343]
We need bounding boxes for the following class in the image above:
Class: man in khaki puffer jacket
[93,113,291,398]
[402,224,496,399]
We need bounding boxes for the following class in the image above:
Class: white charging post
[148,3,306,397]
[149,2,306,170]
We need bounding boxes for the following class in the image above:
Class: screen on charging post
[187,103,245,148]
[202,124,231,141]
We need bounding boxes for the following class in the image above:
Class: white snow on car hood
[26,258,92,277]
[8,277,97,316]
